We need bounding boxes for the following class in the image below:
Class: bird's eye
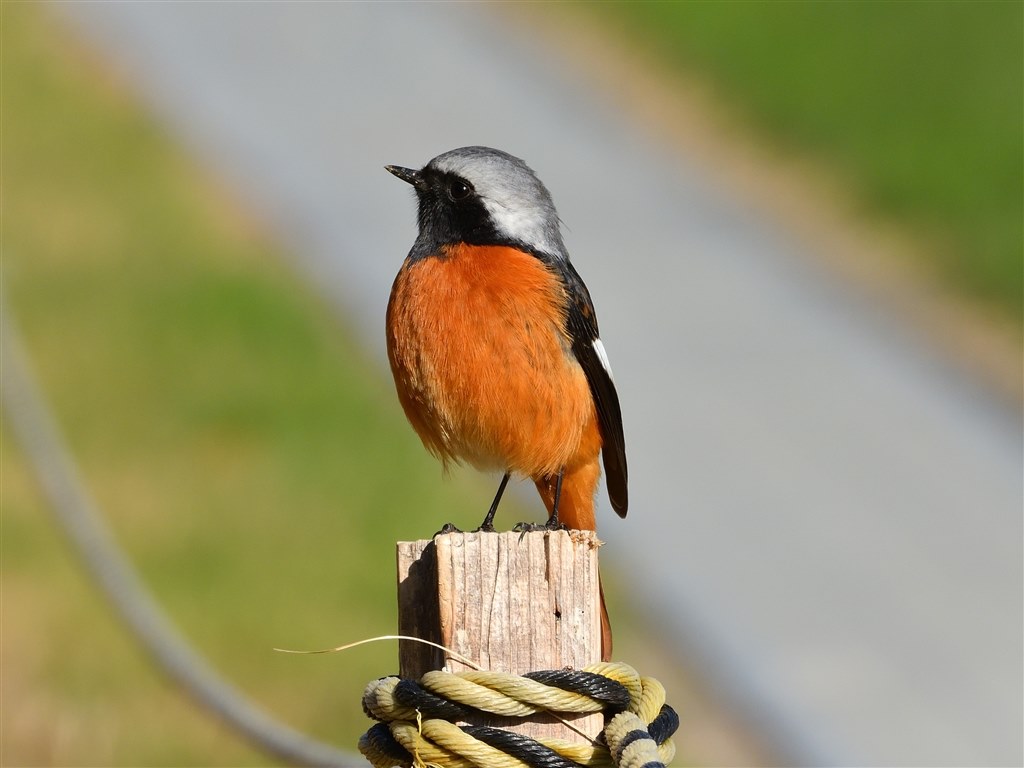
[447,180,472,201]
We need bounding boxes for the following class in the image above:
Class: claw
[512,521,542,533]
[512,521,547,542]
[545,517,568,532]
[433,522,463,537]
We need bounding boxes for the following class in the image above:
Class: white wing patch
[593,338,615,382]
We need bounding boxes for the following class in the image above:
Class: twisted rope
[360,662,678,768]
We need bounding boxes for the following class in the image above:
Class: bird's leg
[475,472,510,532]
[435,471,511,537]
[514,468,567,533]
[544,468,566,530]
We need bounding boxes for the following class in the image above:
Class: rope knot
[359,662,677,767]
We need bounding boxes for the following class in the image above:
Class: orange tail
[534,460,613,661]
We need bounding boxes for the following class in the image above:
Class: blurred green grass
[2,3,497,763]
[4,8,694,767]
[599,1,1023,317]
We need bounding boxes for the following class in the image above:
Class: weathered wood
[396,529,604,742]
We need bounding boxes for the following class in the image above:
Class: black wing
[558,260,628,517]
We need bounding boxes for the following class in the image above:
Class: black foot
[546,516,568,531]
[522,468,566,535]
[512,518,567,534]
[474,522,496,533]
[433,522,462,537]
[512,521,542,533]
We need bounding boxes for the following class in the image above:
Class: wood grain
[396,529,604,742]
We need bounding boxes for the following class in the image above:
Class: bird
[384,146,627,660]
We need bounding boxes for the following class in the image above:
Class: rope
[359,662,678,768]
[1,299,362,766]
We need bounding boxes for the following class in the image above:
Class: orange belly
[388,242,610,657]
[386,243,601,483]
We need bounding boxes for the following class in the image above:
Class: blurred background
[3,2,1021,766]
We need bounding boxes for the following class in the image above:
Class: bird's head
[386,146,567,261]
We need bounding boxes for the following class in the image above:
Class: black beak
[385,165,427,191]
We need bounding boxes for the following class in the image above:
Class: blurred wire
[1,296,364,768]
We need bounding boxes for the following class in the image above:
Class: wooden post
[396,530,604,743]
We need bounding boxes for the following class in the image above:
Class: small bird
[384,146,627,660]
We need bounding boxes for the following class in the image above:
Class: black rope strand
[358,723,414,766]
[523,669,632,712]
[463,726,582,768]
[646,704,680,746]
[392,679,480,721]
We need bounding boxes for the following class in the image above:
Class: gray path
[59,3,1022,766]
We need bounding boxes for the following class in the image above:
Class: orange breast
[386,243,600,478]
